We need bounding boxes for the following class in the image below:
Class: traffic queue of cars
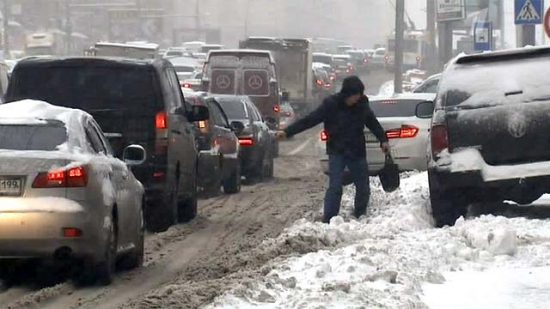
[0,49,277,286]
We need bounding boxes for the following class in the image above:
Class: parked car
[419,47,550,228]
[184,92,241,194]
[215,95,275,183]
[5,57,210,233]
[412,73,441,94]
[278,102,297,130]
[0,100,145,286]
[317,93,435,182]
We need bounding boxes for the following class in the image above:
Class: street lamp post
[3,0,9,58]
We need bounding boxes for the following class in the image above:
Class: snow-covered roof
[0,100,90,150]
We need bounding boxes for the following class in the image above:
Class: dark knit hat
[340,76,365,98]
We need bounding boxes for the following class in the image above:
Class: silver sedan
[318,93,436,178]
[0,100,146,286]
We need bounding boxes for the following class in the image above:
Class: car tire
[76,212,117,286]
[146,180,177,232]
[223,164,241,194]
[428,172,467,228]
[178,169,198,222]
[120,201,144,270]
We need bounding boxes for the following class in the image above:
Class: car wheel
[223,164,241,194]
[76,212,117,286]
[178,169,198,222]
[120,200,144,270]
[428,173,467,228]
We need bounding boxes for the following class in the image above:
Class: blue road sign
[515,0,544,24]
[474,22,492,51]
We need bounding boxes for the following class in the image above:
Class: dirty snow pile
[204,172,550,309]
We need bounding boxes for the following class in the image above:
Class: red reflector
[273,105,280,113]
[155,111,167,129]
[63,228,82,238]
[320,130,328,141]
[153,172,165,178]
[385,125,419,139]
[238,138,254,146]
[431,124,449,155]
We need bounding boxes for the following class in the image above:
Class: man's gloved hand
[381,142,391,154]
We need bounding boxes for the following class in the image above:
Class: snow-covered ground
[203,172,550,309]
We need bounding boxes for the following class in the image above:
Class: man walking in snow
[276,76,390,223]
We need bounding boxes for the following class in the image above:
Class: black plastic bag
[379,154,400,192]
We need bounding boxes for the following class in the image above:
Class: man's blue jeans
[323,155,370,223]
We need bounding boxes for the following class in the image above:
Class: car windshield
[440,56,550,108]
[216,98,247,119]
[9,66,161,111]
[0,124,67,151]
[370,99,424,117]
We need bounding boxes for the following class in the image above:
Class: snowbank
[204,172,550,309]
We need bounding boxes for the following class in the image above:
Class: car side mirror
[415,101,435,119]
[123,145,147,166]
[281,91,290,102]
[188,105,209,122]
[230,121,245,134]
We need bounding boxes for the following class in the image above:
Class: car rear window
[9,66,162,111]
[216,98,247,119]
[0,125,67,151]
[441,56,550,108]
[370,99,423,117]
[313,55,332,65]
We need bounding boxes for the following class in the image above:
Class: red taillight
[329,75,335,81]
[320,130,328,141]
[316,79,323,86]
[386,125,418,138]
[239,137,254,146]
[63,228,83,238]
[182,83,191,88]
[431,124,449,155]
[273,105,280,113]
[385,125,419,139]
[155,111,167,129]
[33,166,87,188]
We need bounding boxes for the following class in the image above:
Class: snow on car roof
[0,100,90,150]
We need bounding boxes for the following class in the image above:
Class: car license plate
[0,178,22,196]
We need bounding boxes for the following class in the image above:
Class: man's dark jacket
[284,94,388,159]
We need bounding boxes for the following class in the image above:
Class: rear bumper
[0,198,106,261]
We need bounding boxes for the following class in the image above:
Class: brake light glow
[33,166,87,188]
[238,137,254,146]
[431,124,449,156]
[155,111,167,129]
[320,130,328,141]
[63,228,83,238]
[329,75,335,81]
[385,125,419,139]
[273,105,280,113]
[182,83,191,88]
[316,79,323,86]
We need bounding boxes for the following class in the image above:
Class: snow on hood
[0,100,91,151]
[435,148,550,182]
[204,172,550,309]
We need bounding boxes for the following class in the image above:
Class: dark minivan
[6,57,210,232]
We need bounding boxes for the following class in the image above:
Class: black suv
[6,57,210,232]
[418,47,550,227]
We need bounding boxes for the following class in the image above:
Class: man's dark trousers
[323,154,370,223]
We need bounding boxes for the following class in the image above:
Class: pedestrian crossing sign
[515,0,544,24]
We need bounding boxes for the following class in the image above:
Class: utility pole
[2,0,9,58]
[394,0,405,93]
[426,0,436,75]
[195,0,200,40]
[65,0,72,55]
